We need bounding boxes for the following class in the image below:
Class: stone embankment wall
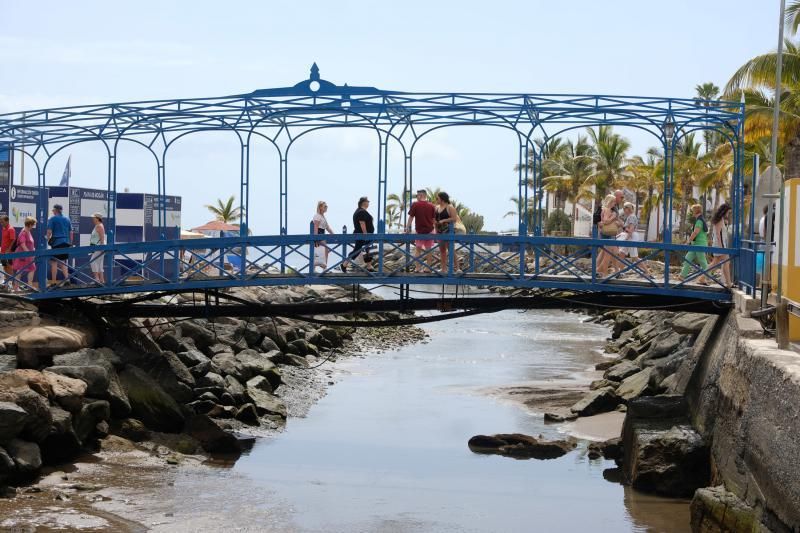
[673,310,800,532]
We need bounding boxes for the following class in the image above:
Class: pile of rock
[568,310,711,417]
[0,284,386,489]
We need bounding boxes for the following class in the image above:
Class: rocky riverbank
[0,284,424,503]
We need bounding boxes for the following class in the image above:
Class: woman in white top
[312,201,334,269]
[708,203,732,288]
[89,212,106,284]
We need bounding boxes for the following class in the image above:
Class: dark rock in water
[543,412,577,423]
[587,445,602,459]
[570,387,621,416]
[119,366,185,433]
[0,401,28,443]
[468,433,576,460]
[183,414,240,454]
[46,365,109,398]
[110,418,150,442]
[690,485,758,533]
[604,361,640,382]
[234,404,260,426]
[268,353,309,368]
[599,437,623,461]
[6,438,42,474]
[624,423,709,497]
[602,467,623,484]
[671,313,711,335]
[40,406,81,464]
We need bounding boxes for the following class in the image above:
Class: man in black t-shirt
[341,196,374,272]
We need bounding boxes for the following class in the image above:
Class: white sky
[0,0,780,233]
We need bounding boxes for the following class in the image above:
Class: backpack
[697,216,708,234]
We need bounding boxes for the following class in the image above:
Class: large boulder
[212,352,247,382]
[0,388,52,443]
[46,365,109,398]
[246,375,274,394]
[73,400,111,443]
[178,321,216,350]
[570,387,620,416]
[268,353,308,368]
[641,332,683,362]
[42,371,87,413]
[183,414,240,454]
[0,446,14,482]
[604,361,640,382]
[235,351,277,379]
[52,347,121,370]
[40,406,81,464]
[16,326,92,368]
[624,423,709,497]
[0,401,28,443]
[136,352,195,404]
[176,349,210,369]
[5,438,42,474]
[245,386,287,418]
[119,366,185,433]
[690,485,759,532]
[224,375,247,404]
[671,313,711,335]
[468,433,576,460]
[7,369,52,397]
[615,368,654,402]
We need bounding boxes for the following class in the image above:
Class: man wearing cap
[341,196,374,272]
[46,204,73,284]
[405,189,436,271]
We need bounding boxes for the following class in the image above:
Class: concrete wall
[674,311,800,531]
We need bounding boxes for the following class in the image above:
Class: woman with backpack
[679,204,709,285]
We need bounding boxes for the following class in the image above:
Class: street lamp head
[663,115,675,143]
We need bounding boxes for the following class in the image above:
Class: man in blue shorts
[46,204,73,284]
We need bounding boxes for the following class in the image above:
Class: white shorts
[90,251,104,273]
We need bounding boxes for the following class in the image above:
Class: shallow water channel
[224,307,691,532]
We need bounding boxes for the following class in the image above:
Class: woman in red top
[12,217,36,292]
[0,215,16,287]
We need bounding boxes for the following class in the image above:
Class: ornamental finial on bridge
[310,63,320,81]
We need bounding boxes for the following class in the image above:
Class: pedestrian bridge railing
[0,232,742,301]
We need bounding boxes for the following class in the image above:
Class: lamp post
[662,115,675,286]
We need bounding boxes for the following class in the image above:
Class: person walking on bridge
[405,189,436,272]
[89,213,106,285]
[708,203,732,288]
[312,201,334,270]
[341,196,374,272]
[46,204,72,285]
[679,204,709,285]
[12,217,36,292]
[1,215,16,289]
[435,191,466,273]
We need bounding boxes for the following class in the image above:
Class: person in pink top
[405,189,436,272]
[12,217,36,292]
[1,215,16,288]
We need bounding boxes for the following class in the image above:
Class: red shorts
[415,239,434,250]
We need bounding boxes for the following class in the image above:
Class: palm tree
[624,148,665,239]
[725,38,800,179]
[205,196,243,223]
[504,196,538,230]
[694,82,722,154]
[588,126,631,201]
[542,135,595,231]
[385,204,401,230]
[673,133,706,235]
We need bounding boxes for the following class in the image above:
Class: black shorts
[0,259,9,267]
[52,242,70,261]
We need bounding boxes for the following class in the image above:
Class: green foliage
[205,196,243,223]
[545,210,572,235]
[461,212,485,234]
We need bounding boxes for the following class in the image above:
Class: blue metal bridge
[0,65,753,305]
